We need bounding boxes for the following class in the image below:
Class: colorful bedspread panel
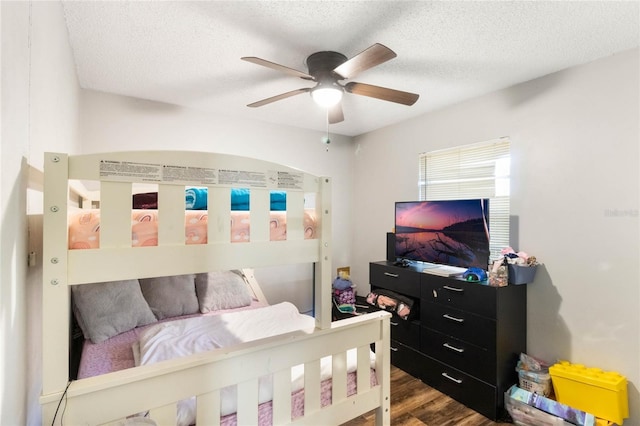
[133,187,288,211]
[67,209,317,248]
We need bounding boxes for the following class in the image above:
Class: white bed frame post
[41,153,71,408]
[375,315,391,425]
[315,177,332,330]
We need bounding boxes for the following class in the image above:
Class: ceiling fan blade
[333,43,397,80]
[242,57,313,80]
[247,88,311,108]
[345,82,419,106]
[328,103,344,124]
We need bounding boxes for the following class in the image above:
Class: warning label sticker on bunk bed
[99,160,217,185]
[275,171,304,190]
[219,169,266,187]
[162,165,217,185]
[219,169,304,190]
[100,160,163,181]
[99,160,304,190]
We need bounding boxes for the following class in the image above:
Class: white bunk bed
[39,151,390,426]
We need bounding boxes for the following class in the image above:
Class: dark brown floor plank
[341,365,508,426]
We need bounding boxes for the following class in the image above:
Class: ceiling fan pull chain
[324,109,331,152]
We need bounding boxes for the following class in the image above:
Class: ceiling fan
[241,43,419,124]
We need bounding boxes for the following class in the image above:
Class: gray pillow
[72,279,157,344]
[139,274,199,319]
[195,271,253,313]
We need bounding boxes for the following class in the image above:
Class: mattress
[67,209,317,249]
[77,300,268,379]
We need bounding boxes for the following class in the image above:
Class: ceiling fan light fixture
[311,83,343,108]
[244,44,419,123]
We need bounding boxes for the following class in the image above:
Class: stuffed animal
[332,271,356,307]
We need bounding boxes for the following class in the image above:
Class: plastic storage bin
[518,367,552,396]
[506,385,596,426]
[508,264,538,284]
[505,390,570,426]
[550,361,628,425]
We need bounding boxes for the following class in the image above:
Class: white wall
[78,90,354,312]
[1,1,82,424]
[351,48,640,421]
[1,3,31,424]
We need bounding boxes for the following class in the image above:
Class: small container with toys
[332,267,356,314]
[496,247,540,285]
[516,353,552,397]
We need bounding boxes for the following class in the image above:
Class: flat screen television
[394,199,490,269]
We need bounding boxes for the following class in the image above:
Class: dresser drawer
[421,275,497,318]
[390,340,426,379]
[420,355,500,420]
[370,262,420,298]
[421,301,495,350]
[420,327,495,384]
[390,319,420,348]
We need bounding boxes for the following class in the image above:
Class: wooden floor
[341,365,511,426]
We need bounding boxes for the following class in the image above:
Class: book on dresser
[369,260,527,421]
[421,263,467,277]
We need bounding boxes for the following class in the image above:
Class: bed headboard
[41,151,333,395]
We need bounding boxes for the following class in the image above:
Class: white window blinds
[419,138,510,262]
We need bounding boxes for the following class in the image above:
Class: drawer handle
[384,272,399,278]
[390,346,398,352]
[442,372,463,384]
[443,343,465,353]
[443,314,464,323]
[443,285,464,292]
[390,321,399,326]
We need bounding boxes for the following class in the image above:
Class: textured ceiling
[62,1,639,137]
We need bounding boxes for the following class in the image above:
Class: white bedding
[134,302,375,425]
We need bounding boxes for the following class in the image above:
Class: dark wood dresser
[370,260,527,420]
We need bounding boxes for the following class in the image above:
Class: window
[419,138,510,262]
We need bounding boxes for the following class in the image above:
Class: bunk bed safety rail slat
[40,311,390,425]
